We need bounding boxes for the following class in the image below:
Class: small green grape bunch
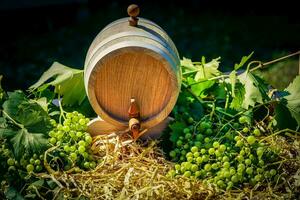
[197,120,213,135]
[25,153,44,173]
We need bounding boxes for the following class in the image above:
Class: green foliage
[30,62,85,106]
[1,91,51,159]
[234,52,254,70]
[283,76,300,126]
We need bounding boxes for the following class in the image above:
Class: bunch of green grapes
[167,113,280,190]
[47,111,97,171]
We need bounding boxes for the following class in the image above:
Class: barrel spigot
[128,98,141,139]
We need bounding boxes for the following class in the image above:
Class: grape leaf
[30,62,85,106]
[283,75,300,126]
[188,77,215,97]
[274,102,297,130]
[238,71,263,109]
[234,52,254,70]
[230,83,245,110]
[11,128,48,159]
[180,57,196,71]
[2,91,51,159]
[2,90,26,117]
[194,57,221,80]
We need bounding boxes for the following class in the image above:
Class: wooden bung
[84,4,181,137]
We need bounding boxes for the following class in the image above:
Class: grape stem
[259,128,300,142]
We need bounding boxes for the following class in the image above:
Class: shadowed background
[0,0,299,91]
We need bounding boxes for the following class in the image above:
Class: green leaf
[30,62,86,106]
[188,77,215,97]
[0,128,17,138]
[169,121,186,142]
[230,83,245,110]
[283,75,300,126]
[5,186,24,200]
[274,102,297,130]
[238,71,263,109]
[30,97,48,112]
[11,128,48,159]
[0,75,6,105]
[2,91,26,117]
[234,52,254,70]
[194,57,221,80]
[180,57,196,70]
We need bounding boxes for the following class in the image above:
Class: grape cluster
[48,111,97,170]
[167,114,280,189]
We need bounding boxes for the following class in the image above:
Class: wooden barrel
[84,6,181,131]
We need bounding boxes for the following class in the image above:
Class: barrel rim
[86,43,181,129]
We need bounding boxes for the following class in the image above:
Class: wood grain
[84,16,181,134]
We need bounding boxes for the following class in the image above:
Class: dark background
[0,0,299,91]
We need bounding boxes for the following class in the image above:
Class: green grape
[35,165,43,172]
[234,136,241,141]
[26,164,34,172]
[64,145,70,152]
[222,156,229,162]
[256,147,264,158]
[237,155,244,162]
[242,127,249,133]
[229,168,236,175]
[212,163,219,170]
[213,141,220,148]
[194,141,201,148]
[191,164,198,172]
[238,163,246,170]
[70,153,77,161]
[186,152,193,158]
[191,146,198,153]
[34,159,41,165]
[253,128,261,136]
[204,164,212,171]
[239,116,248,124]
[187,117,194,124]
[223,162,230,169]
[175,164,181,171]
[200,149,206,154]
[224,171,231,178]
[78,146,86,153]
[183,144,189,149]
[187,157,193,162]
[63,125,70,132]
[176,140,183,147]
[258,159,264,166]
[202,155,209,162]
[270,169,277,176]
[183,171,191,177]
[49,137,56,145]
[205,129,213,135]
[247,136,256,145]
[219,144,226,152]
[208,148,215,155]
[193,152,200,158]
[215,150,222,157]
[246,167,253,175]
[204,137,211,143]
[183,128,190,134]
[79,118,86,125]
[235,140,244,147]
[76,131,83,138]
[66,113,73,118]
[70,146,76,152]
[184,133,192,140]
[181,150,187,156]
[30,158,35,164]
[89,161,96,169]
[254,174,262,182]
[196,134,204,141]
[196,157,203,164]
[245,159,251,166]
[169,150,177,158]
[231,175,239,183]
[195,171,201,177]
[7,158,15,166]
